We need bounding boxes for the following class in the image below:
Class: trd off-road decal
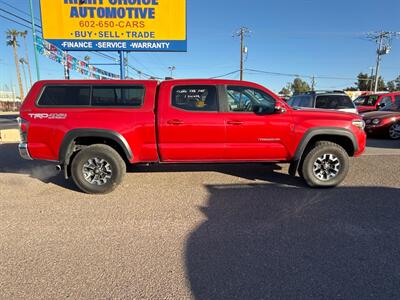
[28,113,67,120]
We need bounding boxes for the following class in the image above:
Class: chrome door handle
[167,119,185,125]
[227,120,243,125]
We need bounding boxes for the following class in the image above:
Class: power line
[128,65,162,79]
[210,70,241,79]
[0,8,42,30]
[0,14,33,30]
[0,0,41,22]
[246,68,373,81]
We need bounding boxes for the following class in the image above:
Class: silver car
[287,91,358,114]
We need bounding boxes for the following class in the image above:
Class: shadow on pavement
[367,138,399,149]
[131,163,306,187]
[0,143,79,191]
[186,184,400,300]
[0,143,305,192]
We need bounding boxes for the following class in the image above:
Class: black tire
[71,144,126,194]
[388,122,400,140]
[301,141,349,188]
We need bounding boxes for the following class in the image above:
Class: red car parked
[354,92,399,113]
[362,95,400,139]
[19,79,366,194]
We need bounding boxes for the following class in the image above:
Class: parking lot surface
[0,114,18,130]
[0,139,399,299]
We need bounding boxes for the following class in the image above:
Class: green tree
[396,76,400,90]
[355,73,372,91]
[387,81,396,92]
[355,73,386,91]
[19,58,28,92]
[6,29,24,100]
[290,78,310,95]
[279,87,291,96]
[279,83,292,97]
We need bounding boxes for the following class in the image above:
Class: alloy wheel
[312,153,341,181]
[82,157,113,186]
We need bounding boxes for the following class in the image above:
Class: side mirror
[274,104,287,114]
[377,103,385,109]
[253,104,275,115]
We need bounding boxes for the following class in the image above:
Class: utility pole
[234,27,250,81]
[311,76,316,91]
[29,0,40,81]
[369,67,374,91]
[366,31,400,92]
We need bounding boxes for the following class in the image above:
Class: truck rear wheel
[301,141,349,188]
[71,144,126,194]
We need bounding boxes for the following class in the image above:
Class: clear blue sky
[0,0,399,95]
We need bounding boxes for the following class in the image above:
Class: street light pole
[29,0,40,81]
[168,66,176,78]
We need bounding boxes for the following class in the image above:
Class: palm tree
[19,30,33,88]
[6,29,24,100]
[19,58,28,92]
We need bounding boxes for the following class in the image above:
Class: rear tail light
[17,117,29,142]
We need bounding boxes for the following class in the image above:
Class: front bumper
[364,124,389,136]
[18,142,32,160]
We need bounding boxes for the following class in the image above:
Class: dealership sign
[40,0,187,51]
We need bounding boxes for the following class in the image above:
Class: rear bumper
[18,142,32,160]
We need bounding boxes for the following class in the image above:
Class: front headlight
[365,119,371,125]
[352,119,365,130]
[372,118,381,125]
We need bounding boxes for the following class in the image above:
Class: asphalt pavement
[0,139,399,299]
[0,114,18,130]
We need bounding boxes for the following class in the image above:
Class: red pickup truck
[19,79,366,194]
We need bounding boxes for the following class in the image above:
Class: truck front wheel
[71,144,126,194]
[301,141,349,188]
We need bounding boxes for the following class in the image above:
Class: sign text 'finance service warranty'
[40,0,187,51]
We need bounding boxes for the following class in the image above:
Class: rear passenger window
[172,86,218,112]
[315,95,354,109]
[38,86,90,106]
[91,86,144,107]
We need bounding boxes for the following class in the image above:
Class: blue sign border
[48,39,187,52]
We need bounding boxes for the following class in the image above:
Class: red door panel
[157,84,226,162]
[221,112,292,161]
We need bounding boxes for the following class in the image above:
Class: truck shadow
[367,138,399,149]
[186,184,400,300]
[0,143,305,191]
[131,163,306,187]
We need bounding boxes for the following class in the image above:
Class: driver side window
[226,86,275,113]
